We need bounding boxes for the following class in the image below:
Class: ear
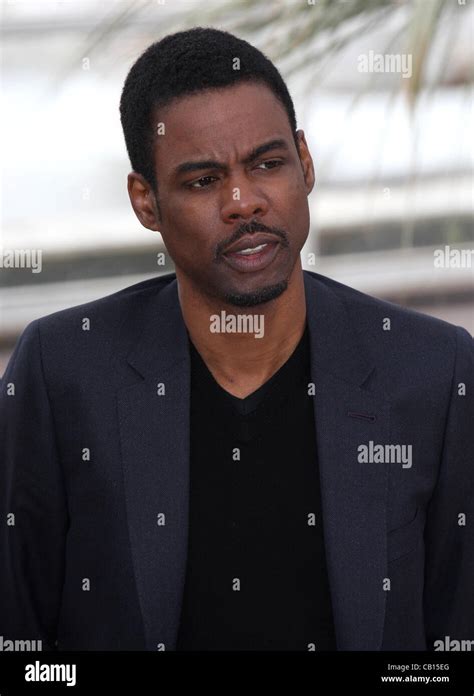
[127,172,161,231]
[295,130,315,195]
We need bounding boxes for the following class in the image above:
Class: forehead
[152,82,292,172]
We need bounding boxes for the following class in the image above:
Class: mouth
[222,240,280,273]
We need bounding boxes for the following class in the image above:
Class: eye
[256,159,284,170]
[187,175,218,189]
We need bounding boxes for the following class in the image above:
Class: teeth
[235,243,267,256]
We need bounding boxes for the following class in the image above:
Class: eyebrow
[172,138,289,178]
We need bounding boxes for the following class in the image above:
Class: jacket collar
[125,270,374,388]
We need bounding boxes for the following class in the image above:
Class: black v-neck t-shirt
[175,325,337,651]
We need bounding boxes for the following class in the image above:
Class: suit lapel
[304,272,390,650]
[116,279,191,651]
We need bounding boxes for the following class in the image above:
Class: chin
[221,279,288,308]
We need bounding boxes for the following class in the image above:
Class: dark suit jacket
[1,270,473,651]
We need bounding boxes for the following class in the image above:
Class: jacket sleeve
[0,319,69,650]
[423,325,474,649]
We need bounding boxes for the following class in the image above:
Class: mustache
[214,219,289,259]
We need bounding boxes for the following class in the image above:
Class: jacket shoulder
[304,270,469,345]
[34,273,176,334]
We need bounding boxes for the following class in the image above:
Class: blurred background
[1,0,473,373]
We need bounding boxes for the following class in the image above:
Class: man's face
[132,81,315,307]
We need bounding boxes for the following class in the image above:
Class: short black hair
[119,26,298,198]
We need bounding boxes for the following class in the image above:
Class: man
[1,27,473,652]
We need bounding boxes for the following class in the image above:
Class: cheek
[276,180,310,241]
[161,213,214,265]
[294,196,310,232]
[277,165,307,204]
[176,197,221,246]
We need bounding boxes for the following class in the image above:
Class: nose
[220,177,269,224]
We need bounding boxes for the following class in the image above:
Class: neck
[176,262,307,398]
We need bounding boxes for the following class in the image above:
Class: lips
[223,233,280,256]
[222,238,281,273]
